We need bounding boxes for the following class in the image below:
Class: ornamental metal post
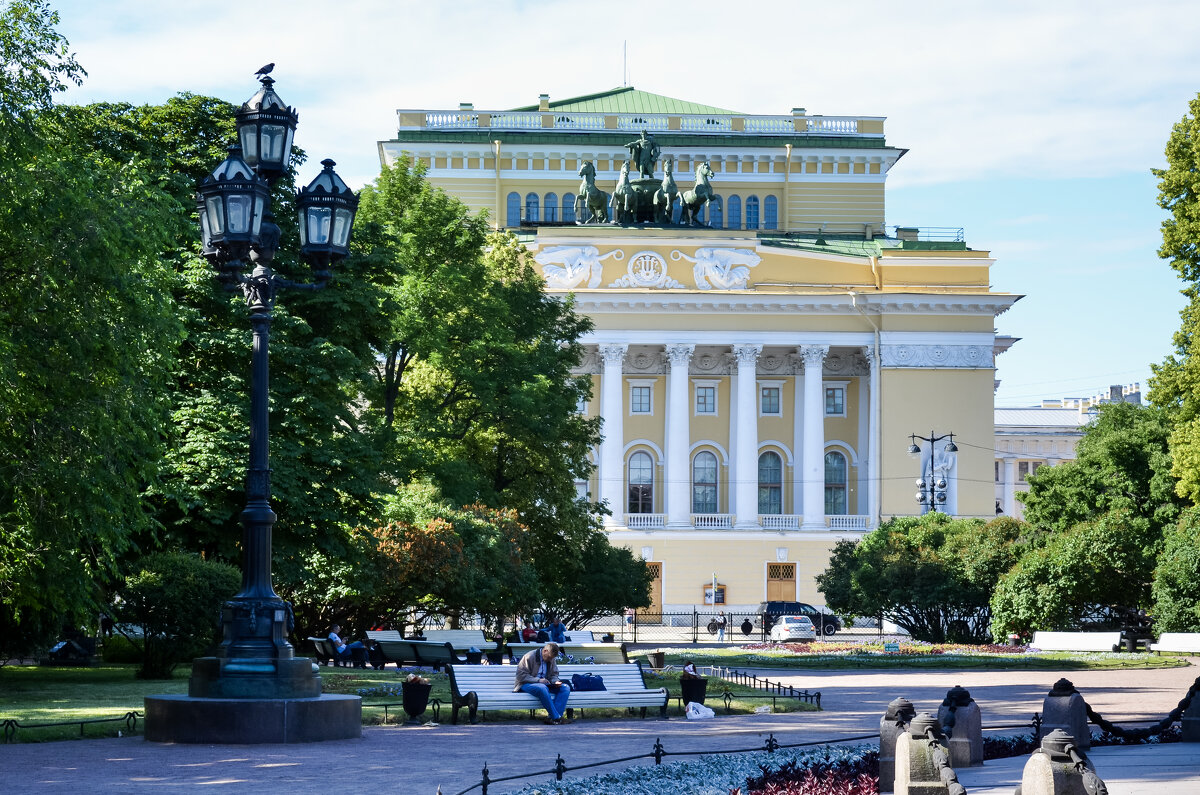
[907,431,957,514]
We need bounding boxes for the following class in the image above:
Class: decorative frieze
[609,250,685,289]
[535,245,623,289]
[881,344,994,369]
[670,247,761,290]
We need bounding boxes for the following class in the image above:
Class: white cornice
[565,291,1021,317]
[605,529,868,542]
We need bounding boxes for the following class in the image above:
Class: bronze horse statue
[611,161,637,224]
[574,161,609,224]
[653,157,679,223]
[679,161,722,227]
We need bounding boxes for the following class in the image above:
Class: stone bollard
[880,696,917,792]
[1040,678,1090,749]
[1183,687,1200,743]
[894,712,966,795]
[936,684,983,767]
[1015,728,1107,795]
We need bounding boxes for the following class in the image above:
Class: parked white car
[769,615,816,642]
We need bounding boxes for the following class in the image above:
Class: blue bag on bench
[571,673,605,691]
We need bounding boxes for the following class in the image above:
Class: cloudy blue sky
[47,0,1200,406]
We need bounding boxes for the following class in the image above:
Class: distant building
[1040,383,1142,411]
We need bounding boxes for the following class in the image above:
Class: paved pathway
[1,663,1196,793]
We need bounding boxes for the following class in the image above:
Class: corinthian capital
[800,345,829,370]
[598,343,628,366]
[732,344,762,366]
[665,344,695,368]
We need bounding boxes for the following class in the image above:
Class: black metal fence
[1,710,142,743]
[586,609,855,644]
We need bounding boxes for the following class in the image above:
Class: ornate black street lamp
[147,74,361,742]
[908,431,957,513]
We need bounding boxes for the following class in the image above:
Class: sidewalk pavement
[1,663,1196,793]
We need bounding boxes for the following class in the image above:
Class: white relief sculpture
[609,250,685,289]
[535,246,624,289]
[800,345,829,370]
[880,344,994,369]
[670,247,761,290]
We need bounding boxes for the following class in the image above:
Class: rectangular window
[761,386,780,415]
[631,386,651,414]
[825,386,845,416]
[1018,461,1030,480]
[995,461,1000,483]
[696,385,716,414]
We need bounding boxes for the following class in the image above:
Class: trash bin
[680,676,708,706]
[465,647,483,664]
[402,681,432,723]
[648,651,665,669]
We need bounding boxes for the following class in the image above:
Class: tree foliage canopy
[817,513,1036,643]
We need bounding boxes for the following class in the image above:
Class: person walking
[716,610,727,642]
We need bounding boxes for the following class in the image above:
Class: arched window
[562,193,575,224]
[710,200,723,228]
[727,195,741,230]
[745,196,760,230]
[506,192,520,227]
[692,451,718,514]
[758,451,782,514]
[825,451,848,515]
[764,196,778,230]
[544,193,558,223]
[628,451,654,514]
[525,192,540,223]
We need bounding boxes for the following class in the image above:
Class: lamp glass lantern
[296,159,359,263]
[195,146,269,255]
[235,77,298,182]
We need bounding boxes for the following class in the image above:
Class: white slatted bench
[562,630,596,642]
[1149,633,1200,653]
[420,629,499,653]
[446,662,668,724]
[1031,631,1122,652]
[508,641,629,664]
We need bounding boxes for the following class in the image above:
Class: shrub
[1151,508,1200,632]
[115,552,240,679]
[100,634,140,664]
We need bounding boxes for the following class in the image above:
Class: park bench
[418,629,499,653]
[446,661,668,724]
[369,637,466,670]
[1030,631,1123,652]
[1148,633,1200,654]
[508,641,629,664]
[308,637,366,667]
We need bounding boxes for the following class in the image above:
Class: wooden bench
[308,637,367,667]
[1149,633,1200,654]
[446,661,668,724]
[508,641,629,664]
[1031,631,1123,652]
[370,638,466,670]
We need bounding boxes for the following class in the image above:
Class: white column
[598,344,627,527]
[665,344,694,528]
[733,344,762,528]
[792,365,803,517]
[800,345,829,530]
[1003,458,1016,518]
[864,345,881,525]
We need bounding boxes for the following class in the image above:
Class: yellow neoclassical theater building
[378,88,1020,614]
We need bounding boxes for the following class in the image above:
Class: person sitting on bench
[514,642,572,724]
[328,624,366,664]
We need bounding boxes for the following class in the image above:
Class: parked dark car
[754,601,841,635]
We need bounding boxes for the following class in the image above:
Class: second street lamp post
[146,73,361,744]
[908,431,957,514]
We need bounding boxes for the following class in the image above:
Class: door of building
[766,562,796,601]
[638,562,662,622]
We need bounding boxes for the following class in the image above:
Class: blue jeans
[520,682,570,720]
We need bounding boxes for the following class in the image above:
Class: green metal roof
[512,87,741,116]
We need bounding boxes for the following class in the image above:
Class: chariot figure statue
[623,130,661,179]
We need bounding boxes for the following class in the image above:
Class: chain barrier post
[554,754,566,781]
[654,737,665,765]
[480,762,489,795]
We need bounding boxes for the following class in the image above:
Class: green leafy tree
[0,2,185,650]
[1151,508,1200,632]
[817,513,1033,643]
[990,511,1161,640]
[115,552,240,679]
[1017,402,1181,534]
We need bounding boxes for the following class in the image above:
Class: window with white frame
[694,380,718,415]
[760,382,782,416]
[824,382,847,417]
[628,451,654,513]
[575,479,588,500]
[628,380,655,414]
[692,451,718,513]
[758,451,783,514]
[824,451,848,515]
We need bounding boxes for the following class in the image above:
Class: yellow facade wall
[878,368,996,517]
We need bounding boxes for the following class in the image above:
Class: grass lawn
[0,662,816,741]
[653,642,1192,671]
